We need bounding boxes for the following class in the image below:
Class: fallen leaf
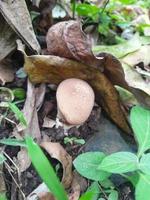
[39,193,55,200]
[24,54,131,134]
[22,80,42,140]
[0,165,6,194]
[0,60,15,85]
[122,63,150,96]
[40,141,73,188]
[69,171,87,200]
[98,53,129,90]
[46,20,101,68]
[93,34,150,100]
[27,183,50,200]
[0,0,40,53]
[0,14,16,61]
[17,147,31,172]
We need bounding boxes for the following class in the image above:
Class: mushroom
[56,78,95,127]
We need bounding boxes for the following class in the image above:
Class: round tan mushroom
[56,78,95,125]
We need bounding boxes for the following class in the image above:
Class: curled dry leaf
[0,165,6,194]
[22,80,41,140]
[0,60,15,85]
[46,20,101,68]
[24,54,131,134]
[17,148,31,173]
[40,141,73,188]
[0,0,40,53]
[68,171,87,200]
[98,53,130,90]
[0,14,16,61]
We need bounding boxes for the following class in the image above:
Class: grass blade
[25,136,68,200]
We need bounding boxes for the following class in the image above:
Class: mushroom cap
[56,78,95,125]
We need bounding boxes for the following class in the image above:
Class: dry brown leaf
[22,80,41,140]
[40,141,73,188]
[0,59,15,85]
[39,193,55,200]
[24,54,131,134]
[68,172,84,200]
[0,165,6,194]
[17,148,31,172]
[0,0,40,53]
[0,14,16,61]
[46,20,101,68]
[98,53,130,90]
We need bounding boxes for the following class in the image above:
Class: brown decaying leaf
[0,165,6,194]
[22,80,42,140]
[98,53,130,90]
[24,54,131,134]
[46,20,101,68]
[0,59,15,85]
[39,193,55,200]
[68,172,86,200]
[17,148,31,173]
[0,0,40,53]
[0,14,16,61]
[40,141,73,189]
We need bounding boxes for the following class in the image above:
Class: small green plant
[75,0,150,44]
[74,105,150,200]
[0,107,68,200]
[64,136,85,145]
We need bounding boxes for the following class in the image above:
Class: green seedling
[64,137,85,145]
[74,106,150,200]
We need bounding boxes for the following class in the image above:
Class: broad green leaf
[98,152,138,173]
[125,172,139,187]
[0,193,7,200]
[108,190,118,200]
[76,3,99,18]
[73,152,110,181]
[118,0,137,4]
[0,153,6,164]
[12,88,26,100]
[87,182,100,200]
[139,153,150,175]
[99,179,114,189]
[0,138,26,147]
[135,173,150,200]
[130,106,150,157]
[25,136,68,200]
[8,102,27,127]
[79,190,96,200]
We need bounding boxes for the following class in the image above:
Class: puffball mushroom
[56,78,95,126]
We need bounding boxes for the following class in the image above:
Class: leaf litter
[0,1,150,199]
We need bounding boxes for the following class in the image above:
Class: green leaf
[25,136,68,200]
[99,179,114,189]
[0,193,7,200]
[139,153,150,175]
[79,190,96,200]
[8,102,27,127]
[73,152,110,181]
[0,153,6,164]
[87,182,100,200]
[76,3,99,18]
[124,172,139,187]
[0,138,26,147]
[12,88,26,100]
[98,152,138,173]
[118,0,137,4]
[108,190,118,200]
[135,173,150,200]
[130,106,150,157]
